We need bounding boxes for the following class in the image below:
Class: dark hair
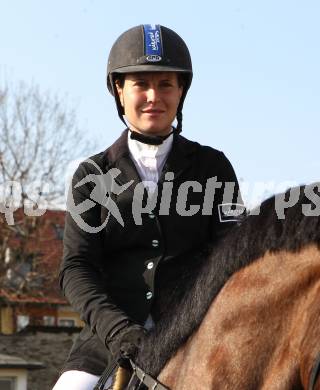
[114,73,125,88]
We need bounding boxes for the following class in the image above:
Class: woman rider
[53,24,243,389]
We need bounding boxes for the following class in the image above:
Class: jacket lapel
[104,129,141,186]
[159,134,197,183]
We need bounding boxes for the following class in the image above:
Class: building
[0,209,83,389]
[0,209,83,334]
[0,353,44,390]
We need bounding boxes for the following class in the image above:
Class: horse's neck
[205,243,320,346]
[218,243,319,304]
[159,244,320,389]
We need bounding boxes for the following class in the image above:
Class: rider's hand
[107,323,147,367]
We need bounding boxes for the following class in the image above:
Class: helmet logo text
[146,55,162,62]
[148,30,161,52]
[144,25,163,57]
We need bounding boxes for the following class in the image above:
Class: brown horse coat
[158,244,320,389]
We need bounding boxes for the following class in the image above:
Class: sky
[1,0,319,207]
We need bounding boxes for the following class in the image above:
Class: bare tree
[0,80,95,293]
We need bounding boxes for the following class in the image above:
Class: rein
[93,359,169,390]
[309,352,320,390]
[93,362,118,390]
[129,359,169,390]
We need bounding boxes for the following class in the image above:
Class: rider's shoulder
[178,134,226,161]
[74,151,108,179]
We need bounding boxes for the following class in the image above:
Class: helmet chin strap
[129,128,175,145]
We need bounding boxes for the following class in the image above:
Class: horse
[111,183,320,389]
[157,238,320,389]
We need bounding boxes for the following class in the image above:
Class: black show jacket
[60,129,242,375]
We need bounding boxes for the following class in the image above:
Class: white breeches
[52,370,112,390]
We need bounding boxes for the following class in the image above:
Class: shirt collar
[128,130,173,159]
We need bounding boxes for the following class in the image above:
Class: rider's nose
[146,88,159,103]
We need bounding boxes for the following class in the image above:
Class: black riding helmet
[107,24,193,135]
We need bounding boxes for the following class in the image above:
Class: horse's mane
[137,183,320,376]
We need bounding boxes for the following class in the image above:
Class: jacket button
[148,213,155,219]
[147,262,154,270]
[152,239,159,247]
[146,292,153,300]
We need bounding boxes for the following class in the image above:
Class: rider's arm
[60,160,131,347]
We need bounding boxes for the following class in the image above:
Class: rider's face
[116,72,183,136]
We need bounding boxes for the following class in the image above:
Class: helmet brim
[111,65,191,74]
